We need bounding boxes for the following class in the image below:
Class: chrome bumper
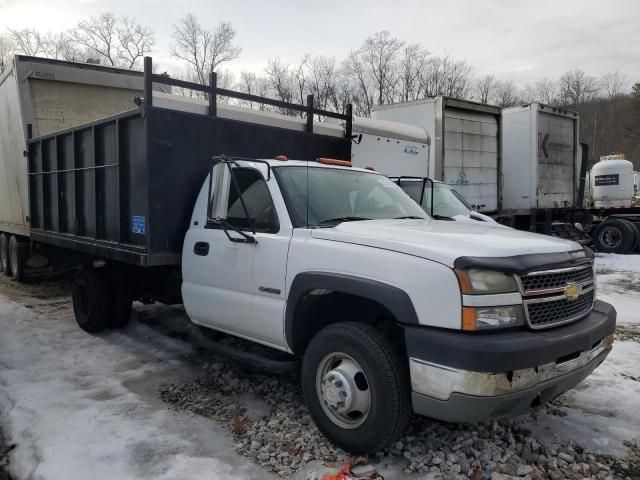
[409,333,614,401]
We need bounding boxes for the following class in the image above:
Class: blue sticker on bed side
[132,216,146,234]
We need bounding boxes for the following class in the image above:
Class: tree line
[1,12,638,167]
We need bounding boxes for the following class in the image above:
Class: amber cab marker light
[318,158,352,167]
[274,155,288,161]
[454,268,473,294]
[462,307,477,331]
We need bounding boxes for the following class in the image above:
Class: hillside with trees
[1,13,638,168]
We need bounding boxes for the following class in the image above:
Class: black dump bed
[27,59,351,266]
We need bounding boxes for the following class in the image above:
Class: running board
[207,339,299,374]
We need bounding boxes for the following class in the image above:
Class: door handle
[194,241,210,256]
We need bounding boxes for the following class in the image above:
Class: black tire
[72,267,112,333]
[0,233,10,276]
[107,268,132,329]
[9,235,25,282]
[301,322,411,454]
[592,219,637,254]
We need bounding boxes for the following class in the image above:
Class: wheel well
[289,290,405,355]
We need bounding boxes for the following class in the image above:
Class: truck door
[182,163,291,349]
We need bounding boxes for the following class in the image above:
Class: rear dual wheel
[592,219,638,254]
[72,266,133,333]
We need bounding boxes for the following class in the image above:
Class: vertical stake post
[306,95,314,133]
[209,71,217,117]
[143,56,153,107]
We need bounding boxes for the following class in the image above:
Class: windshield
[275,166,428,227]
[399,181,471,217]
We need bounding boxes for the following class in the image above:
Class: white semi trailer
[372,97,501,213]
[0,55,149,279]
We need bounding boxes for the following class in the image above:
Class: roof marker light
[318,158,352,167]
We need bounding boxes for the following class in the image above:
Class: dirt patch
[616,325,640,343]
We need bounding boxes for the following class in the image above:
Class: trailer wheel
[0,233,10,276]
[9,235,25,282]
[72,267,112,333]
[592,219,637,254]
[301,322,411,454]
[108,268,132,329]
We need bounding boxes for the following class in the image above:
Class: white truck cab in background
[330,115,498,223]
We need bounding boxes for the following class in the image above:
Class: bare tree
[494,80,519,107]
[40,32,84,62]
[558,69,599,106]
[117,17,155,68]
[341,50,374,116]
[69,12,154,68]
[397,43,429,102]
[473,75,499,104]
[236,70,271,110]
[359,31,404,105]
[171,14,241,86]
[306,55,337,115]
[600,71,628,100]
[0,34,15,71]
[420,54,473,99]
[70,12,119,65]
[7,28,43,56]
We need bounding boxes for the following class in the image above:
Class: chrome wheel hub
[316,353,371,429]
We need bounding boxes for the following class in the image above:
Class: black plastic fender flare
[285,271,419,353]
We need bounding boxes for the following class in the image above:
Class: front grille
[526,289,594,328]
[520,264,593,292]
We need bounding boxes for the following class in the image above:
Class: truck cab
[392,177,500,224]
[181,156,616,454]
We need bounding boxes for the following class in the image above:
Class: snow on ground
[595,253,640,327]
[0,253,639,479]
[0,278,273,480]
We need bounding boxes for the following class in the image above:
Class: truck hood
[311,219,581,267]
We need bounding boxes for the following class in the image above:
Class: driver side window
[226,168,279,233]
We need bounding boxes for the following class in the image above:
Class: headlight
[462,305,525,331]
[455,268,518,294]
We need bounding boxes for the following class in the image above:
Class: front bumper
[405,299,616,422]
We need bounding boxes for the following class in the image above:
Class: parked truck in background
[372,97,501,213]
[0,56,617,454]
[372,98,640,253]
[0,55,158,279]
[327,114,496,222]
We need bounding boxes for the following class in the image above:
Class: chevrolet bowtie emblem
[564,282,582,301]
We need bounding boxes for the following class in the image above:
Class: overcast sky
[1,0,639,89]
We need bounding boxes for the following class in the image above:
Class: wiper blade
[432,214,455,221]
[393,215,425,220]
[318,216,372,225]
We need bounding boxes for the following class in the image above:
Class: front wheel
[301,322,411,454]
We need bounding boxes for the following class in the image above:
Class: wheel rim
[316,352,371,429]
[599,226,623,249]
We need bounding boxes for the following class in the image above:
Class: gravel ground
[159,341,640,480]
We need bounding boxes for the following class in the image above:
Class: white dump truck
[1,56,617,454]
